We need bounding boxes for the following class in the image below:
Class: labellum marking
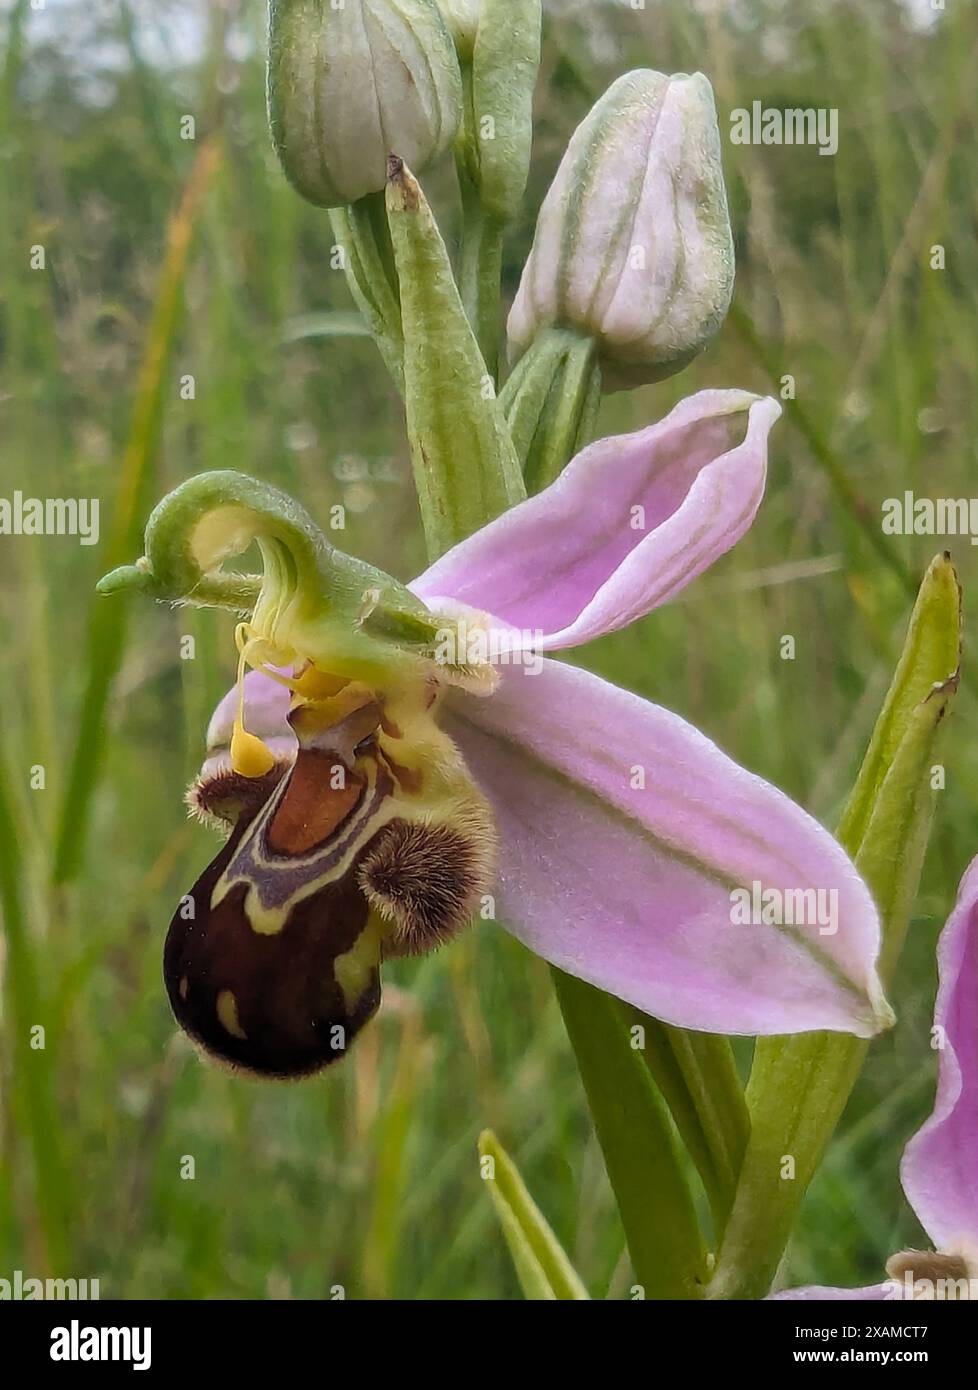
[216,990,248,1040]
[266,751,364,855]
[334,913,388,1012]
[211,751,395,935]
[166,756,384,1078]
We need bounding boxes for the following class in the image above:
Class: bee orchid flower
[775,853,978,1301]
[99,388,891,1079]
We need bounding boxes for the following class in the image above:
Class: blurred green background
[1,0,976,1299]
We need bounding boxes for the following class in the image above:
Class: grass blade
[52,140,219,885]
[478,1128,589,1300]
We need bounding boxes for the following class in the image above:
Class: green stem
[525,334,600,492]
[499,329,602,490]
[498,333,562,460]
[634,1015,750,1238]
[329,192,404,392]
[554,974,708,1298]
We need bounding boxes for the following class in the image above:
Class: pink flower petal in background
[773,855,978,1299]
[772,1284,891,1301]
[900,854,978,1251]
[443,659,890,1038]
[413,390,780,649]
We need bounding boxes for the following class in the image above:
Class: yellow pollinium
[230,720,276,778]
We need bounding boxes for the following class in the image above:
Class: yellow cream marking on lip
[334,913,387,1011]
[242,901,289,937]
[216,990,247,1040]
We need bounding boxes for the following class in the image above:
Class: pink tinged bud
[507,69,735,388]
[268,0,463,209]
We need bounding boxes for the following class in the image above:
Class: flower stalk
[455,165,506,377]
[329,195,404,391]
[554,972,709,1298]
[498,327,601,491]
[630,1013,750,1236]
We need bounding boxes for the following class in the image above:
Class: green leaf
[554,972,708,1299]
[478,1129,590,1300]
[836,552,961,973]
[386,158,525,558]
[709,553,961,1300]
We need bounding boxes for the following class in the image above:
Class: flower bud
[267,0,463,209]
[507,70,734,388]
